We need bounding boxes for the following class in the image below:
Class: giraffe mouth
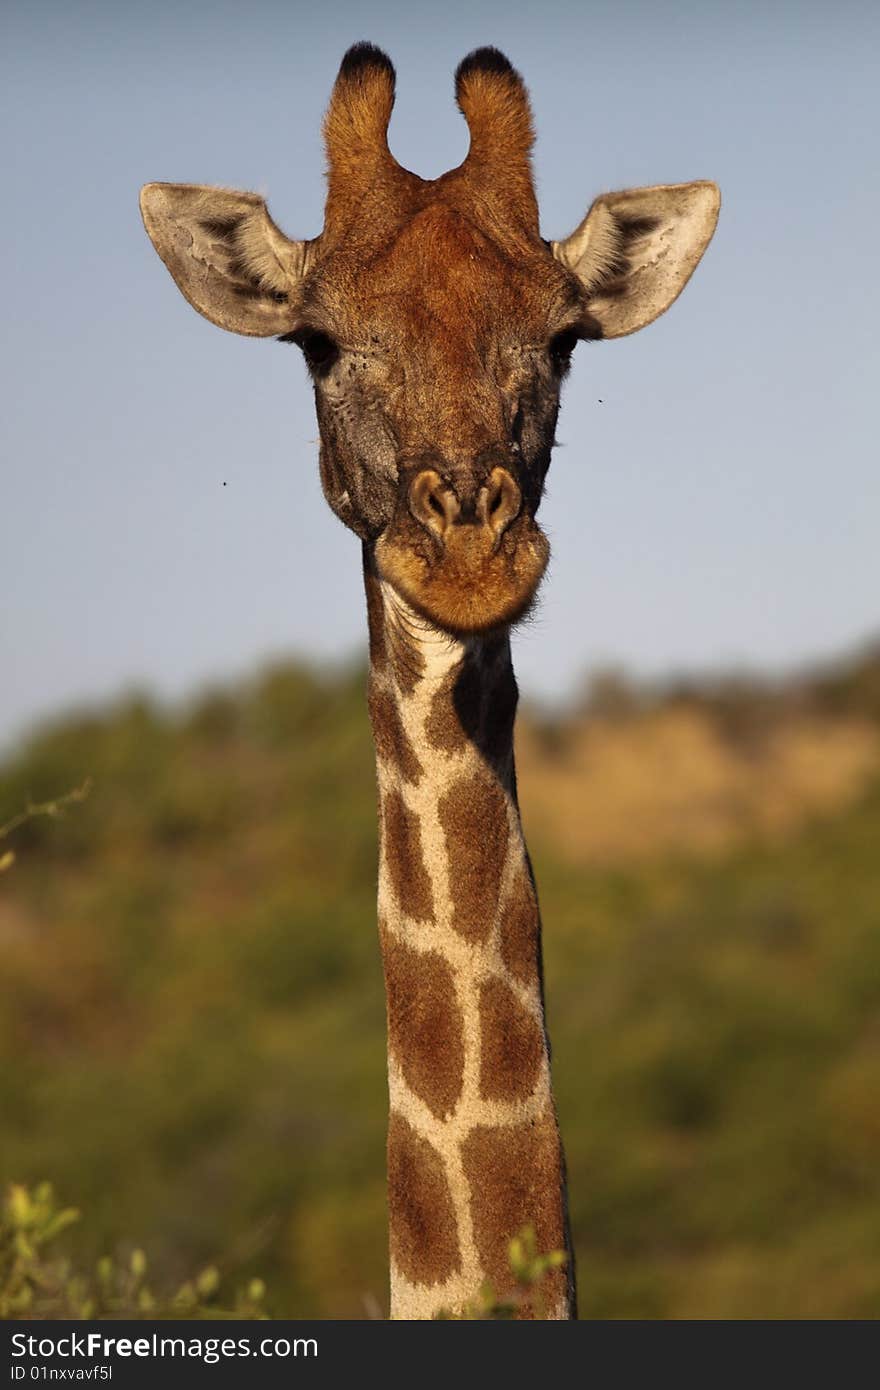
[374,513,550,635]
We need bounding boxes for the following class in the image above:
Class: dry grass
[518,706,879,865]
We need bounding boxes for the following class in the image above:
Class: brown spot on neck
[382,789,434,922]
[388,1112,462,1286]
[438,772,510,942]
[425,641,519,776]
[499,861,542,985]
[381,921,464,1119]
[368,680,423,785]
[461,1112,572,1315]
[425,654,483,753]
[478,976,543,1101]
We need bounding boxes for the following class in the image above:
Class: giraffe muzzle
[408,467,522,550]
[374,463,549,635]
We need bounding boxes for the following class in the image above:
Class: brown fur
[499,862,541,984]
[368,682,423,784]
[454,54,539,239]
[381,923,465,1120]
[478,976,544,1101]
[376,514,549,635]
[461,1112,568,1304]
[424,642,520,776]
[425,659,483,753]
[438,773,509,942]
[388,1112,462,1285]
[322,46,405,242]
[456,64,534,168]
[382,789,434,922]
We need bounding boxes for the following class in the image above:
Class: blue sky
[2,0,878,746]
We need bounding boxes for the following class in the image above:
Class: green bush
[0,1182,268,1320]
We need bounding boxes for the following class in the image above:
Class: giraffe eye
[548,328,579,373]
[291,330,339,373]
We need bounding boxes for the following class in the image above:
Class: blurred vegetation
[437,1227,568,1320]
[1,645,879,1318]
[0,1181,267,1319]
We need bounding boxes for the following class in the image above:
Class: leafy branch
[0,779,92,873]
[0,1182,268,1321]
[436,1226,568,1320]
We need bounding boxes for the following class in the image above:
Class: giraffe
[140,43,719,1319]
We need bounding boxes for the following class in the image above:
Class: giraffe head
[141,44,719,635]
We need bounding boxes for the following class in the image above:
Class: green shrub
[0,1182,268,1321]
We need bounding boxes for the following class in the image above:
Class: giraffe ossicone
[141,41,719,1319]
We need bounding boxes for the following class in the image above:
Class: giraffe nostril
[409,469,461,541]
[479,467,521,542]
[409,467,521,545]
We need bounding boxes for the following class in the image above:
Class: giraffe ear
[552,181,720,339]
[139,183,315,337]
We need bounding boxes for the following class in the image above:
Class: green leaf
[7,1185,33,1229]
[44,1208,81,1241]
[196,1266,220,1298]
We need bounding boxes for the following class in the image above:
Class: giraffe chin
[374,518,550,636]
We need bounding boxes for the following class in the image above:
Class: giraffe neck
[364,548,575,1320]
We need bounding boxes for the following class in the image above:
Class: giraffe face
[290,200,585,633]
[140,44,719,636]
